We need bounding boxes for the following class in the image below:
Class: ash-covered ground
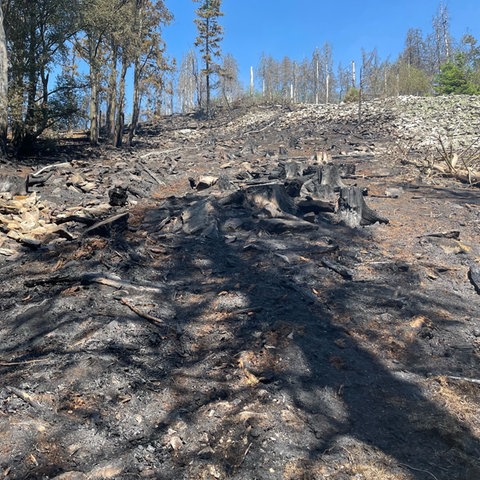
[0,96,479,480]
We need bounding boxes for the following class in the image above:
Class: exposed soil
[0,97,479,480]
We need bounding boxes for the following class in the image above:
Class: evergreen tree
[193,0,223,117]
[435,58,480,95]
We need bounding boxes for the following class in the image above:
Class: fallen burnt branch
[141,164,164,186]
[419,230,460,240]
[6,386,46,411]
[0,358,48,367]
[321,258,354,280]
[119,298,181,334]
[445,375,480,385]
[24,271,166,294]
[120,297,165,325]
[83,212,129,237]
[31,162,71,177]
[81,272,165,293]
[243,120,276,136]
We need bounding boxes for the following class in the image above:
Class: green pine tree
[193,0,223,117]
[435,57,480,95]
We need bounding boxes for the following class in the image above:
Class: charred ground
[0,96,479,480]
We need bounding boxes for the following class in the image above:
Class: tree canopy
[193,0,223,117]
[1,0,480,155]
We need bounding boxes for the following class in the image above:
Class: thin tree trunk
[39,68,50,133]
[0,5,8,145]
[0,2,8,147]
[128,1,144,145]
[23,11,37,147]
[87,34,103,146]
[114,56,127,148]
[106,42,118,141]
[206,70,210,117]
[128,59,141,146]
[250,66,254,96]
[89,65,100,145]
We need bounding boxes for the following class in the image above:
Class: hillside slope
[0,96,479,480]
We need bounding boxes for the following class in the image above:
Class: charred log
[468,264,480,295]
[0,175,28,195]
[28,172,53,188]
[297,198,336,214]
[0,172,53,196]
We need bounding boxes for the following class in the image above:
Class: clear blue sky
[163,0,480,87]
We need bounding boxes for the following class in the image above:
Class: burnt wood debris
[0,97,480,480]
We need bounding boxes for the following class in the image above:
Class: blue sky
[163,0,480,87]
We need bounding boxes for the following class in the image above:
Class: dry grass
[428,376,480,439]
[283,448,414,480]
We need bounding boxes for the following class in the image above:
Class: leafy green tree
[76,0,104,145]
[435,58,480,95]
[343,87,360,103]
[77,0,133,145]
[193,0,223,117]
[4,0,79,151]
[50,70,87,131]
[458,34,480,90]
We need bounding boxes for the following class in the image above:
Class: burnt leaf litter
[0,96,479,479]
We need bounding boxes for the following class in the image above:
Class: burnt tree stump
[109,186,128,206]
[319,163,345,189]
[299,163,344,205]
[284,161,303,179]
[339,186,389,227]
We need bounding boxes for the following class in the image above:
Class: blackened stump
[339,186,389,227]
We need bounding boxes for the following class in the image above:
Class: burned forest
[0,96,479,480]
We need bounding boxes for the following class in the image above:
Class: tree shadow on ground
[1,202,479,479]
[157,228,480,479]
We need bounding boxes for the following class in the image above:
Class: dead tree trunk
[0,4,7,148]
[114,56,128,148]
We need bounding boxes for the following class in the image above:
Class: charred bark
[468,264,480,295]
[339,186,389,227]
[0,172,53,195]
